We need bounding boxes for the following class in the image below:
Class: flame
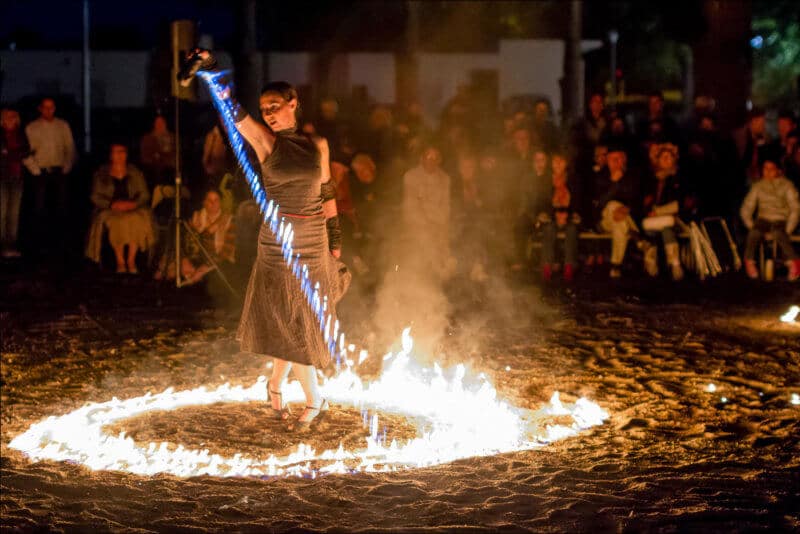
[8,70,608,478]
[780,305,799,323]
[9,329,608,479]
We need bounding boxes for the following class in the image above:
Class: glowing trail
[197,69,344,365]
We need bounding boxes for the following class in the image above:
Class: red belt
[280,211,323,219]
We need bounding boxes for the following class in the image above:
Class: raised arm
[234,114,274,164]
[184,49,275,163]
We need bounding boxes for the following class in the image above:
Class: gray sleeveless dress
[237,129,350,368]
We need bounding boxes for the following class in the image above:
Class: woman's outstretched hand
[178,48,217,86]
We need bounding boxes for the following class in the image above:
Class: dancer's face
[260,92,297,132]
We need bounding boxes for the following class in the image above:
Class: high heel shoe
[287,399,329,433]
[267,389,292,421]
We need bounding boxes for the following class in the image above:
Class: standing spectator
[641,144,685,280]
[24,97,77,253]
[684,115,730,217]
[601,112,638,168]
[139,115,176,188]
[740,159,800,280]
[769,111,797,166]
[636,91,680,146]
[594,145,643,278]
[403,145,452,277]
[571,92,607,177]
[315,98,343,151]
[452,152,489,282]
[512,148,550,270]
[1,109,31,257]
[539,151,581,282]
[784,135,800,190]
[733,108,772,184]
[531,99,559,153]
[85,143,154,273]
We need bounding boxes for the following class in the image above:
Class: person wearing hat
[593,144,645,278]
[740,158,800,280]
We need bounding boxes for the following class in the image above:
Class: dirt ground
[2,264,799,533]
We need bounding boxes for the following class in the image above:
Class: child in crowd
[740,158,800,280]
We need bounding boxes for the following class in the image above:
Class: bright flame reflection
[9,329,608,479]
[780,305,799,323]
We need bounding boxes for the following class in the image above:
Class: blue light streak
[197,70,344,368]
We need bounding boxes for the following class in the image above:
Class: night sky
[1,0,235,50]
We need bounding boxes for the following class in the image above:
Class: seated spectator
[156,189,235,284]
[201,125,232,183]
[85,143,154,273]
[140,115,175,188]
[1,108,31,258]
[740,159,800,280]
[539,151,581,282]
[641,143,684,280]
[593,145,645,278]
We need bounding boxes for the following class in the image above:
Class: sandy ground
[2,270,799,533]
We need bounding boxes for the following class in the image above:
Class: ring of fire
[9,330,609,479]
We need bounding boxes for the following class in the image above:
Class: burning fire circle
[9,330,608,479]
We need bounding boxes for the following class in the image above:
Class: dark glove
[326,215,342,252]
[177,48,218,87]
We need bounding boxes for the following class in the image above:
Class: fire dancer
[184,50,350,432]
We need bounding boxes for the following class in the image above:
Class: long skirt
[237,215,350,368]
[85,208,155,262]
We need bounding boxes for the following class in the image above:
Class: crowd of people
[2,88,799,287]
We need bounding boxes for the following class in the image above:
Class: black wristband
[320,180,336,203]
[326,215,342,251]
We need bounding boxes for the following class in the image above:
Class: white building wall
[2,40,601,123]
[417,53,498,123]
[266,52,312,86]
[1,51,83,103]
[498,39,565,109]
[347,53,395,104]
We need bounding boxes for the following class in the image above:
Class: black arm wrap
[326,215,342,251]
[320,180,336,203]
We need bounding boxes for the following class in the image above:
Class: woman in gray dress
[191,52,349,432]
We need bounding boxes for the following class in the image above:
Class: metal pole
[609,29,618,108]
[174,94,183,287]
[82,0,91,153]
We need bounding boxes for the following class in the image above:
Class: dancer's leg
[292,363,323,420]
[268,358,293,410]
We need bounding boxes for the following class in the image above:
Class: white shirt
[403,164,451,253]
[25,117,77,173]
